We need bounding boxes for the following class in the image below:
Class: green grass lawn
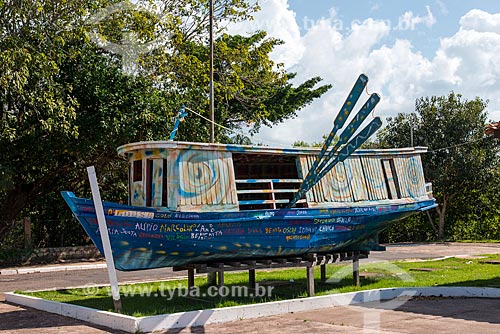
[21,255,500,317]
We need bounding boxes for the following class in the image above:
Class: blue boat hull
[62,191,436,271]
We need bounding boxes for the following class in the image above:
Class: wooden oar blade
[288,74,369,208]
[316,117,383,181]
[314,93,380,174]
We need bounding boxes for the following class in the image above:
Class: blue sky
[288,0,500,57]
[229,1,500,146]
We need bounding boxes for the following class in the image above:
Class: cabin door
[381,159,401,199]
[146,159,163,207]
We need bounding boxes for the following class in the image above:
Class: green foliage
[293,135,332,148]
[378,92,500,240]
[380,215,435,243]
[0,0,331,247]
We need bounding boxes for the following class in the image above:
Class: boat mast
[209,0,215,143]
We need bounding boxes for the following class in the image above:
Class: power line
[183,106,290,147]
[425,136,488,154]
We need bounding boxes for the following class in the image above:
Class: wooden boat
[62,75,436,271]
[62,141,436,270]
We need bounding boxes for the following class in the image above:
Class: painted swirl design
[404,157,424,197]
[330,164,351,200]
[180,151,219,197]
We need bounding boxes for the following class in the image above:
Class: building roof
[485,121,500,136]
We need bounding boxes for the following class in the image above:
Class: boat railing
[235,179,307,209]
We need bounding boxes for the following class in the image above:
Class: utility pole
[209,0,215,143]
[410,123,414,147]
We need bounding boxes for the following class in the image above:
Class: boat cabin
[117,141,430,212]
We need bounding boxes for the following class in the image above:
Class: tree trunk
[436,196,447,239]
[426,210,438,235]
[0,184,32,241]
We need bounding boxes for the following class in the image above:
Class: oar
[289,117,382,207]
[311,93,380,180]
[314,117,383,183]
[288,74,368,207]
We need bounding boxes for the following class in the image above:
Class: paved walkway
[1,242,499,333]
[189,297,500,334]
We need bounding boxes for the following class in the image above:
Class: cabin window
[232,153,305,209]
[381,159,401,199]
[146,160,153,206]
[133,160,142,182]
[162,159,168,207]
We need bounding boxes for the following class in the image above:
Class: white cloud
[227,3,500,146]
[226,0,304,67]
[460,9,500,33]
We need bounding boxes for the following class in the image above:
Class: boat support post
[87,166,122,313]
[353,255,360,287]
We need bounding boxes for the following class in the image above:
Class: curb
[6,286,500,333]
[0,263,107,276]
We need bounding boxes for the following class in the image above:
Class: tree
[378,92,500,239]
[0,0,331,245]
[141,30,331,142]
[293,135,328,148]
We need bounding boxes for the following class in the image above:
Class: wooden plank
[321,159,334,202]
[214,151,226,205]
[394,156,412,198]
[235,179,302,183]
[188,268,195,289]
[207,272,217,286]
[306,265,315,296]
[339,162,353,201]
[361,156,388,200]
[236,189,298,194]
[332,162,352,202]
[217,270,225,288]
[238,199,290,205]
[320,264,326,282]
[249,269,256,290]
[179,153,188,206]
[341,162,355,202]
[200,150,210,206]
[405,155,426,197]
[344,157,369,201]
[224,153,238,205]
[353,257,360,286]
[172,266,189,272]
[298,157,313,204]
[269,180,276,210]
[152,159,163,207]
[382,159,399,199]
[309,156,324,203]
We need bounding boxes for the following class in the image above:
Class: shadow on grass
[440,277,500,288]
